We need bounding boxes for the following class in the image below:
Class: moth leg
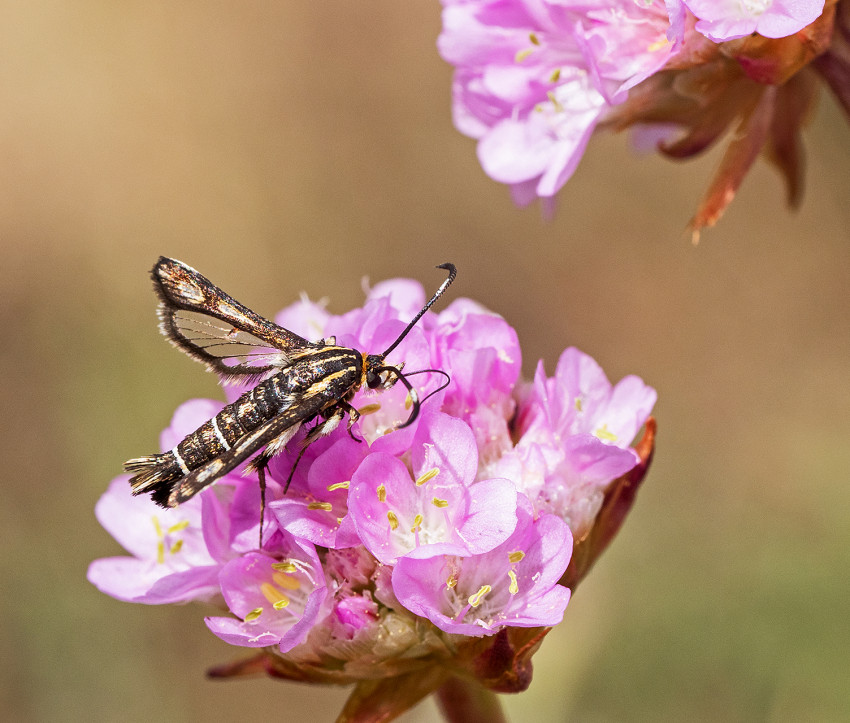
[311,406,346,440]
[256,455,269,549]
[337,400,363,443]
[244,424,303,548]
[282,409,346,494]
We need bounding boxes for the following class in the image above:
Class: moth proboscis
[124,257,456,542]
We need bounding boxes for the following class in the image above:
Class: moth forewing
[162,307,290,382]
[152,256,313,380]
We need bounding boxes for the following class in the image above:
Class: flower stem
[435,677,506,723]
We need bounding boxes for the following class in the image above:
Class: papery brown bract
[604,4,838,240]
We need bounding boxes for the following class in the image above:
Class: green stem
[435,676,507,723]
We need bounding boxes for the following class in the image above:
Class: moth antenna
[392,370,420,429]
[380,263,456,359]
[402,368,451,408]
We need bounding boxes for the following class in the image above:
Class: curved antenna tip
[379,263,457,359]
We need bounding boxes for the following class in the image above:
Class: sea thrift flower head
[439,0,838,237]
[91,272,657,721]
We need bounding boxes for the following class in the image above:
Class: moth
[125,257,455,517]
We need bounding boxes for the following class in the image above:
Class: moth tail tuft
[124,454,180,507]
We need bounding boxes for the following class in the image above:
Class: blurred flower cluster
[439,0,844,238]
[89,277,656,720]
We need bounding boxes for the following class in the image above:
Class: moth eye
[366,370,382,389]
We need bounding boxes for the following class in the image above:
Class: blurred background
[2,2,849,721]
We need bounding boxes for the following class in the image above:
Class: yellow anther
[376,484,387,503]
[272,572,301,591]
[550,68,561,82]
[167,520,190,534]
[357,403,381,416]
[547,91,564,113]
[387,511,399,530]
[647,37,669,52]
[156,541,165,565]
[432,497,449,508]
[404,392,413,410]
[416,468,440,487]
[446,572,459,589]
[244,607,263,622]
[307,502,333,511]
[261,583,289,608]
[272,561,297,573]
[327,481,350,492]
[515,48,534,63]
[151,516,163,539]
[594,424,618,442]
[273,598,290,610]
[468,585,492,607]
[411,514,423,532]
[508,551,525,563]
[575,397,583,412]
[529,32,540,45]
[508,569,519,595]
[169,539,183,555]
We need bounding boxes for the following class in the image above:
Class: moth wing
[166,396,328,506]
[153,257,317,382]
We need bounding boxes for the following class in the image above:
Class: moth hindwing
[125,257,457,518]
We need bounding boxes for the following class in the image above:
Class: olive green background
[2,2,849,721]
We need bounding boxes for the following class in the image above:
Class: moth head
[365,355,403,390]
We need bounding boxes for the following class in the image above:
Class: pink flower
[91,272,657,720]
[393,497,572,636]
[684,0,825,41]
[439,0,680,202]
[348,413,519,564]
[205,537,327,652]
[439,0,836,236]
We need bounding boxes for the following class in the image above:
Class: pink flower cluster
[439,0,826,206]
[89,276,655,659]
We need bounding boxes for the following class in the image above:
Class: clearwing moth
[124,257,456,534]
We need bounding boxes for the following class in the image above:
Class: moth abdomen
[125,453,184,507]
[125,372,299,505]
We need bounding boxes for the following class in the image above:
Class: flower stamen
[468,585,492,607]
[594,423,618,442]
[261,582,290,608]
[415,468,440,486]
[387,510,399,530]
[272,572,300,591]
[307,502,333,511]
[244,607,263,622]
